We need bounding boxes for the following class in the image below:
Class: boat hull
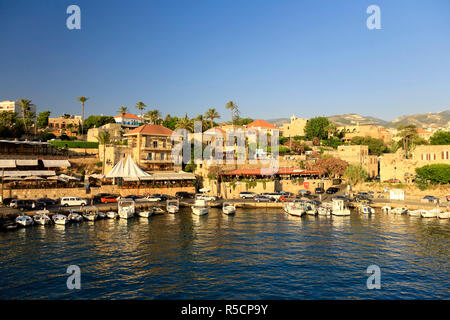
[192,207,209,215]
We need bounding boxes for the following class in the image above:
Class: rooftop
[124,124,175,136]
[247,119,279,130]
[114,113,142,120]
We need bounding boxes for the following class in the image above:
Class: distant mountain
[390,110,450,129]
[327,113,389,127]
[265,118,290,126]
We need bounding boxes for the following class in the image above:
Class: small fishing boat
[52,214,70,225]
[106,211,118,219]
[34,210,51,225]
[222,202,236,215]
[438,211,450,219]
[152,207,165,215]
[381,206,391,214]
[68,210,83,222]
[305,202,317,216]
[97,211,106,219]
[192,199,209,216]
[357,205,375,215]
[408,209,424,217]
[421,209,440,218]
[391,207,408,215]
[118,200,135,219]
[284,201,305,217]
[138,210,152,218]
[83,206,99,221]
[331,199,351,216]
[318,203,332,216]
[166,200,179,214]
[16,214,34,227]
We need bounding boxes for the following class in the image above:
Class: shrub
[49,140,99,149]
[415,164,450,185]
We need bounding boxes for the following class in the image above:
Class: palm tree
[96,131,111,175]
[144,109,162,125]
[118,106,128,125]
[17,98,35,132]
[175,114,194,132]
[76,96,88,134]
[135,101,147,120]
[205,108,220,129]
[225,101,238,126]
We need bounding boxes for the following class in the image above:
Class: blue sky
[1,0,449,121]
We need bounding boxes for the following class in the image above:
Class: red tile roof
[247,119,279,130]
[204,127,226,134]
[416,128,431,134]
[124,124,174,136]
[114,113,142,120]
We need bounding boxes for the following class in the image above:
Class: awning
[23,176,44,180]
[42,159,71,168]
[123,172,196,181]
[16,159,38,166]
[0,160,16,168]
[0,170,56,177]
[59,174,80,181]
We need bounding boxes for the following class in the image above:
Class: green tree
[430,130,450,145]
[176,114,194,132]
[145,109,162,125]
[84,115,116,129]
[17,98,35,132]
[225,101,238,126]
[234,117,254,126]
[76,96,89,134]
[204,108,220,129]
[163,114,179,130]
[304,117,334,140]
[135,101,147,120]
[344,165,368,185]
[37,110,51,129]
[96,131,111,175]
[415,164,450,185]
[350,136,387,155]
[397,124,418,158]
[118,106,128,122]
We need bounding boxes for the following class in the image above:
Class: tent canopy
[105,155,151,179]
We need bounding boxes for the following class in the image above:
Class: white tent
[105,155,151,179]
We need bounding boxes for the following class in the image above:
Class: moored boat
[222,202,236,215]
[421,209,440,218]
[97,211,106,219]
[284,201,305,217]
[318,203,332,216]
[408,209,424,217]
[381,206,391,214]
[68,210,83,222]
[438,211,450,219]
[34,210,51,225]
[391,207,408,215]
[192,199,209,216]
[332,199,351,216]
[138,210,152,218]
[166,200,179,214]
[106,211,118,219]
[16,214,34,227]
[357,204,375,215]
[305,202,317,216]
[152,207,165,215]
[52,214,70,225]
[118,200,135,219]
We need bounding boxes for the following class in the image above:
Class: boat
[166,200,180,214]
[318,202,332,216]
[421,209,440,218]
[438,211,450,219]
[381,206,391,214]
[357,204,375,215]
[391,207,408,215]
[106,211,118,219]
[97,211,106,219]
[305,202,317,216]
[222,202,236,215]
[52,214,70,225]
[16,214,34,227]
[192,199,209,216]
[33,210,51,225]
[118,200,135,219]
[138,210,152,218]
[331,199,351,216]
[408,209,425,217]
[68,210,83,222]
[284,201,305,217]
[152,207,165,215]
[83,206,99,221]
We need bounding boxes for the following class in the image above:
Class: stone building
[338,124,393,144]
[280,115,308,138]
[326,145,379,178]
[379,144,450,182]
[0,100,37,117]
[87,123,124,143]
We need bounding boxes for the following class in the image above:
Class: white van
[60,196,88,207]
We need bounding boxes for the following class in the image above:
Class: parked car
[92,193,114,204]
[101,195,119,203]
[332,195,350,201]
[2,197,15,206]
[447,195,450,202]
[298,190,311,197]
[196,194,217,201]
[254,195,272,202]
[123,195,142,201]
[145,195,162,202]
[12,200,42,211]
[279,191,294,197]
[279,195,297,202]
[152,194,170,201]
[60,197,88,207]
[326,187,339,194]
[266,192,284,201]
[175,192,195,199]
[315,187,325,194]
[423,195,439,203]
[239,191,257,199]
[36,198,57,207]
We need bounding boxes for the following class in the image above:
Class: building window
[153,141,158,148]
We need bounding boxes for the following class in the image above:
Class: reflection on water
[0,209,448,299]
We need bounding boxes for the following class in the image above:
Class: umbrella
[59,174,80,181]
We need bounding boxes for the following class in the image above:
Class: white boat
[222,202,236,215]
[167,200,180,214]
[391,207,408,215]
[106,211,118,219]
[52,214,70,225]
[421,209,440,218]
[118,200,135,219]
[318,202,332,216]
[152,207,165,215]
[16,214,34,227]
[192,199,209,216]
[381,206,391,214]
[438,211,450,219]
[34,210,51,225]
[408,209,425,217]
[357,205,375,215]
[83,206,99,221]
[138,210,152,218]
[332,199,351,216]
[97,211,106,219]
[284,202,305,217]
[68,210,83,222]
[305,202,317,216]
